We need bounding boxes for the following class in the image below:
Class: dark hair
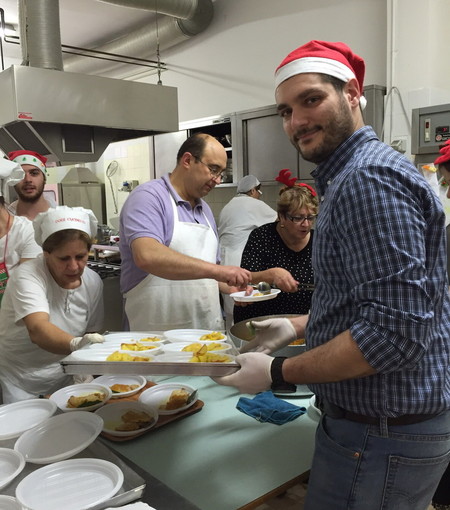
[43,229,92,253]
[277,186,319,217]
[320,74,346,93]
[176,133,210,163]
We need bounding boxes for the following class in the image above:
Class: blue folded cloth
[236,391,306,425]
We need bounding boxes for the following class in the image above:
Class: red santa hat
[8,150,47,175]
[434,140,450,166]
[275,40,367,109]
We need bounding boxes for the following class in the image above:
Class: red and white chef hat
[33,206,98,246]
[8,150,47,175]
[434,140,450,166]
[275,40,367,109]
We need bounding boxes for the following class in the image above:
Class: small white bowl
[0,448,25,491]
[93,375,147,399]
[95,401,158,437]
[163,342,232,354]
[139,383,197,415]
[118,343,162,357]
[163,329,227,343]
[50,383,112,412]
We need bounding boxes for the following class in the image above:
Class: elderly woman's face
[44,239,89,289]
[281,205,316,241]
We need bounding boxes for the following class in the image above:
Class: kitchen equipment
[229,314,306,357]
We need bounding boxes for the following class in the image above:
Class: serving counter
[104,375,318,510]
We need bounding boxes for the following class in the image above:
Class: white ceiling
[1,0,156,64]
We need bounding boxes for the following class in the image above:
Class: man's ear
[180,151,194,170]
[344,78,361,108]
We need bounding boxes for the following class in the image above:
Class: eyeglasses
[286,213,317,224]
[195,157,225,182]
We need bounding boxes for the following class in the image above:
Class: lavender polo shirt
[119,174,220,294]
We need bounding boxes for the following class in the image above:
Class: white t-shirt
[0,215,42,274]
[218,195,277,267]
[0,255,104,402]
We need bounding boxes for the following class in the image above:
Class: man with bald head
[120,132,251,331]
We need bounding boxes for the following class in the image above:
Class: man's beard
[291,96,355,164]
[14,183,45,203]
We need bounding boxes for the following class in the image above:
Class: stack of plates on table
[0,399,57,441]
[15,458,123,510]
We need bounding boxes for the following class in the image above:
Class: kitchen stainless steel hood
[0,65,178,164]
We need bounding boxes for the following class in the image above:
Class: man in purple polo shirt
[119,133,251,331]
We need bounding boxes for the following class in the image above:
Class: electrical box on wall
[411,103,450,165]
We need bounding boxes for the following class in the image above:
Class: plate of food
[92,375,147,398]
[49,383,112,412]
[95,401,158,437]
[139,383,198,415]
[101,332,165,344]
[0,399,57,441]
[69,349,155,362]
[163,329,227,343]
[0,448,25,490]
[15,458,123,510]
[230,289,281,303]
[163,341,232,354]
[14,412,103,464]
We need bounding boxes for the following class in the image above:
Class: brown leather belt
[319,398,436,426]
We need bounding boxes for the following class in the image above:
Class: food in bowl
[138,336,162,343]
[106,351,151,362]
[160,389,190,411]
[181,342,227,352]
[199,331,225,340]
[110,383,140,394]
[115,410,155,432]
[289,338,305,345]
[189,352,231,363]
[67,391,106,409]
[120,342,159,351]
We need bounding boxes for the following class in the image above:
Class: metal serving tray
[1,439,145,508]
[60,357,240,376]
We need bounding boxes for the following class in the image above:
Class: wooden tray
[101,382,204,442]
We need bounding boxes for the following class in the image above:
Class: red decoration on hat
[275,40,366,107]
[434,140,450,166]
[275,169,317,197]
[8,150,47,166]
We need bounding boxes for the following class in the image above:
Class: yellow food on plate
[182,342,226,352]
[115,409,154,431]
[253,292,264,297]
[139,336,162,343]
[106,351,150,362]
[120,342,157,351]
[67,391,105,409]
[160,389,190,410]
[189,353,231,363]
[199,331,225,340]
[289,338,305,345]
[110,383,140,394]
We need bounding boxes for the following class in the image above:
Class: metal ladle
[255,281,271,295]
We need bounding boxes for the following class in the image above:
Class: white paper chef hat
[237,175,260,194]
[33,205,98,246]
[0,158,25,196]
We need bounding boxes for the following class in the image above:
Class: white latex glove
[70,333,105,352]
[239,318,297,354]
[212,352,273,394]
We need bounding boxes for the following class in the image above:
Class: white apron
[125,196,224,331]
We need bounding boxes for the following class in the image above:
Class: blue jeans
[304,411,450,510]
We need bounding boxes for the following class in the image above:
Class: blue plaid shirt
[308,126,450,417]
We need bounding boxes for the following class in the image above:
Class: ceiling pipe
[64,0,214,76]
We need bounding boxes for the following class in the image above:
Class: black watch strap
[270,357,297,393]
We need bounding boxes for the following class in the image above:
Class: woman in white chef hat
[0,205,105,403]
[0,158,42,305]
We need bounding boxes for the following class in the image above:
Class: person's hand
[271,268,299,293]
[70,333,105,352]
[212,352,273,394]
[219,266,252,288]
[240,318,297,354]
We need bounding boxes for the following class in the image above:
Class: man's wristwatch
[270,357,297,393]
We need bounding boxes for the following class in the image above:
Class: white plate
[95,401,158,437]
[93,375,147,398]
[273,384,314,398]
[0,495,21,509]
[163,329,227,343]
[102,332,165,344]
[70,349,155,362]
[0,448,25,490]
[14,412,103,464]
[163,342,232,353]
[0,399,57,440]
[139,383,197,415]
[230,289,281,303]
[154,353,236,364]
[309,395,321,416]
[49,383,112,412]
[89,341,163,353]
[15,458,123,510]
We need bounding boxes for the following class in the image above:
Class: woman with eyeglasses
[233,169,318,324]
